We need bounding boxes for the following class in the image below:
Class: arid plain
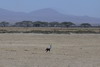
[0,33,100,67]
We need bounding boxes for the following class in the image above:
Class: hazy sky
[0,0,100,18]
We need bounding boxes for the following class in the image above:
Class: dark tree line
[0,21,98,28]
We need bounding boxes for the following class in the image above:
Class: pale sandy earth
[0,33,100,67]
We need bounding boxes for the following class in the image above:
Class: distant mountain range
[0,8,100,25]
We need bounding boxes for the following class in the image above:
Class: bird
[45,45,52,52]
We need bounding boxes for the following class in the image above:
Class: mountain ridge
[0,8,100,25]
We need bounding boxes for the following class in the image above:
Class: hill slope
[0,8,100,25]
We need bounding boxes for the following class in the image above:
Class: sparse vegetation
[0,21,100,34]
[0,27,99,34]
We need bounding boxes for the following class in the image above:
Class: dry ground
[0,33,100,67]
